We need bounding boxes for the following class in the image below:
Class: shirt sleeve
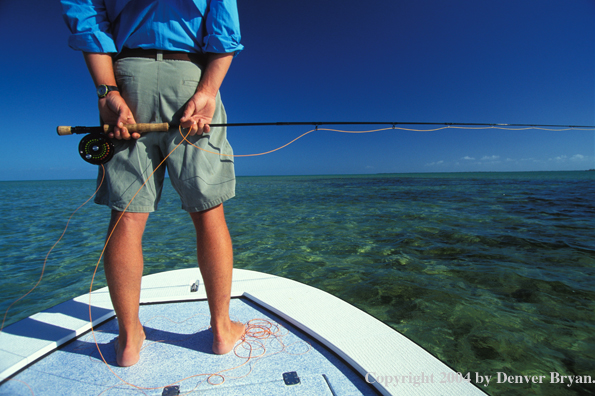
[61,0,117,53]
[202,0,244,55]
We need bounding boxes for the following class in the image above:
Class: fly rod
[57,121,595,136]
[57,121,595,165]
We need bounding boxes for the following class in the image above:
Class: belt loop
[156,50,163,61]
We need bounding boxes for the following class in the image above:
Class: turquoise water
[1,172,594,395]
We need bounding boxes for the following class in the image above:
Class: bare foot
[114,326,146,367]
[212,321,245,355]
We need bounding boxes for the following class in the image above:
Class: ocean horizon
[3,168,594,183]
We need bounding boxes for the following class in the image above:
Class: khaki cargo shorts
[94,57,235,213]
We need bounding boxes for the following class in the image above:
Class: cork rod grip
[57,123,171,136]
[103,123,170,133]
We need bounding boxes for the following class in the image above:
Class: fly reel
[78,133,114,165]
[57,122,171,164]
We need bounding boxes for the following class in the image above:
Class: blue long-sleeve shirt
[61,0,243,55]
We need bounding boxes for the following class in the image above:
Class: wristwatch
[96,84,119,98]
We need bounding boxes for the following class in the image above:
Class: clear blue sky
[0,0,593,180]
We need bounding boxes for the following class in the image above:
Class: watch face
[97,85,109,98]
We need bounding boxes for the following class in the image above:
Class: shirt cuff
[202,34,244,56]
[68,31,117,53]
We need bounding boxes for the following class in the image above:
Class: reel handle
[57,122,170,136]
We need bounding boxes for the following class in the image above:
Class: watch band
[97,84,119,98]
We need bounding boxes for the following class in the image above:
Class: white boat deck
[0,268,486,395]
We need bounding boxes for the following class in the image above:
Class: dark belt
[114,48,207,65]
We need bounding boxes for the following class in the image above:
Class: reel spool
[78,133,114,165]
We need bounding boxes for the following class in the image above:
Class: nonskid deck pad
[0,298,377,395]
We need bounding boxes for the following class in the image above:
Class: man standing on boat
[61,0,245,366]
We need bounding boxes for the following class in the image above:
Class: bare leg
[104,210,148,367]
[190,204,244,354]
